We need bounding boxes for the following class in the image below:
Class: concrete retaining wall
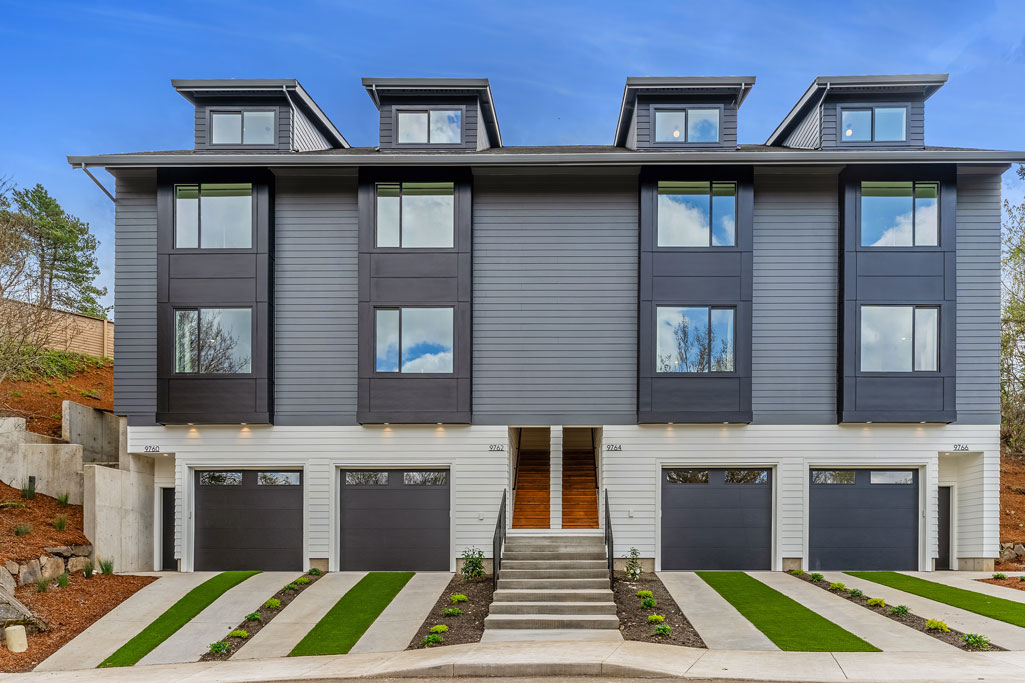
[61,401,120,464]
[84,455,154,572]
[0,419,83,504]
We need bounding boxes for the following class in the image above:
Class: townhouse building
[68,73,1014,574]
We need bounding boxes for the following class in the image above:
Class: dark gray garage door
[661,468,772,570]
[340,469,450,571]
[809,469,918,570]
[194,470,303,571]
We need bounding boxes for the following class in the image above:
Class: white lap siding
[129,425,509,571]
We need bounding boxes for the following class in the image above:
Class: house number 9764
[952,444,969,452]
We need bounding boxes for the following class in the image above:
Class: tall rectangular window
[397,109,461,144]
[656,306,735,373]
[860,181,938,247]
[657,181,736,247]
[175,183,253,249]
[375,307,454,374]
[654,108,720,143]
[841,106,907,142]
[211,110,276,145]
[174,307,252,374]
[375,182,454,248]
[860,305,938,372]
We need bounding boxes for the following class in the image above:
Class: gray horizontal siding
[273,175,359,425]
[472,174,638,423]
[955,169,1001,424]
[752,171,839,424]
[113,170,158,424]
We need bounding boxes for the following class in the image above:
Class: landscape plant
[810,573,824,582]
[890,604,909,617]
[308,568,322,576]
[35,577,48,593]
[208,641,228,654]
[14,523,30,536]
[296,576,310,585]
[265,598,281,609]
[228,629,249,639]
[653,624,672,636]
[54,514,67,530]
[790,569,805,576]
[423,634,444,646]
[283,582,299,591]
[461,546,485,580]
[429,624,449,634]
[450,593,468,604]
[99,557,114,575]
[648,614,665,623]
[245,612,260,622]
[56,491,69,507]
[828,582,845,591]
[993,573,1007,580]
[867,598,886,608]
[962,633,990,650]
[641,597,657,609]
[20,480,35,499]
[83,560,94,578]
[624,547,642,580]
[636,589,653,599]
[57,572,69,588]
[848,588,863,597]
[925,619,950,632]
[444,607,462,616]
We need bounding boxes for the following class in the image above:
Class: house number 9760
[143,445,161,453]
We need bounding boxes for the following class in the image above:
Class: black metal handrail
[604,488,614,589]
[493,488,507,589]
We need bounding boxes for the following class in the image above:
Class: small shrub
[810,573,824,582]
[828,582,845,591]
[993,573,1007,580]
[80,388,101,400]
[790,569,805,576]
[283,582,299,591]
[83,560,94,578]
[308,568,322,576]
[99,558,114,575]
[21,480,35,500]
[228,629,249,639]
[57,572,69,588]
[461,546,485,580]
[9,390,21,399]
[429,624,449,634]
[889,604,909,617]
[0,500,27,509]
[245,612,261,622]
[636,590,653,599]
[424,633,444,646]
[648,614,665,624]
[208,641,228,654]
[848,588,864,597]
[450,593,468,604]
[867,598,886,608]
[653,624,672,636]
[641,597,657,609]
[296,576,310,585]
[35,577,49,593]
[14,523,30,536]
[444,607,462,616]
[962,633,990,650]
[57,492,69,507]
[624,547,642,580]
[1019,576,1025,582]
[265,598,281,609]
[925,618,950,632]
[54,515,67,531]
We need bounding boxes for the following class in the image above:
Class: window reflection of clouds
[398,111,429,143]
[429,110,461,143]
[402,308,453,373]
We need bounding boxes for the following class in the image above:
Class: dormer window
[841,106,907,143]
[210,110,276,145]
[397,109,462,144]
[653,107,720,144]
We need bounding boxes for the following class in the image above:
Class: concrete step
[499,568,609,579]
[497,578,611,590]
[501,559,607,570]
[488,601,618,615]
[505,535,603,545]
[484,614,620,630]
[502,551,607,561]
[493,589,614,603]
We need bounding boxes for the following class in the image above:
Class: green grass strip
[846,571,1025,627]
[289,571,414,656]
[696,572,880,652]
[99,570,260,667]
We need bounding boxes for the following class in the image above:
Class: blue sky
[1,0,1023,314]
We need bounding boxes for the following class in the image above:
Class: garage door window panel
[870,471,915,485]
[345,471,389,486]
[258,472,301,486]
[811,470,855,485]
[200,471,242,486]
[665,469,709,484]
[404,471,448,486]
[724,469,768,484]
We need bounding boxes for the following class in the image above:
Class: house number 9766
[952,444,969,452]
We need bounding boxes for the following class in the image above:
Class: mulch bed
[200,570,324,661]
[613,571,705,648]
[1001,453,1025,550]
[0,361,113,439]
[407,576,493,649]
[980,576,1025,593]
[0,572,157,673]
[793,572,1004,651]
[0,482,88,567]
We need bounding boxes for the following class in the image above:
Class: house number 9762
[489,444,505,452]
[952,444,969,452]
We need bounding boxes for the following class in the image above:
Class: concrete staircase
[483,534,622,641]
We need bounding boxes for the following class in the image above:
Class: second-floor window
[841,106,907,142]
[860,305,938,372]
[210,110,275,145]
[174,307,252,374]
[375,307,454,373]
[657,181,736,247]
[175,183,253,249]
[397,109,462,144]
[861,181,938,247]
[654,108,720,143]
[376,182,454,248]
[656,306,735,373]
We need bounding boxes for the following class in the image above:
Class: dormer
[766,74,947,149]
[614,77,754,150]
[172,79,349,152]
[362,78,502,151]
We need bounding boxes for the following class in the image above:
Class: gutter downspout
[816,82,831,150]
[282,84,298,151]
[76,164,114,203]
[369,83,380,109]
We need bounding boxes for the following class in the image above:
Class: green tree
[13,184,107,318]
[1002,165,1025,455]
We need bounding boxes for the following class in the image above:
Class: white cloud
[657,196,708,246]
[402,351,453,374]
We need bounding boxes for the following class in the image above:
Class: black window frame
[172,305,255,378]
[392,105,466,147]
[207,107,279,148]
[373,181,457,250]
[172,182,257,252]
[857,180,941,249]
[649,104,724,146]
[857,304,940,376]
[654,304,738,375]
[837,103,909,145]
[373,305,456,377]
[655,180,739,249]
